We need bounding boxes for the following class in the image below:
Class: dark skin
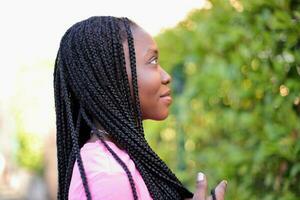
[90,25,172,139]
[89,25,227,200]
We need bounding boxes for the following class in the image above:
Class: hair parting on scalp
[53,16,194,200]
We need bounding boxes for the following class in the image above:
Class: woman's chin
[153,109,169,121]
[142,109,169,121]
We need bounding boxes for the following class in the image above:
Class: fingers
[213,180,228,200]
[192,172,208,200]
[191,172,228,200]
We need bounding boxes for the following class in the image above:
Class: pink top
[68,140,153,200]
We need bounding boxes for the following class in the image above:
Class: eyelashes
[149,57,159,65]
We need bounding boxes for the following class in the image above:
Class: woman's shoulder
[79,139,135,174]
[78,140,112,174]
[69,140,148,200]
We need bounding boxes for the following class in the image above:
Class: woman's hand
[185,172,228,200]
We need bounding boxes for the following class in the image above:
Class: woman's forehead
[132,26,158,57]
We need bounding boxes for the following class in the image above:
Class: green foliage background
[144,0,300,199]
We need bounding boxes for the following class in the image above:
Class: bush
[145,0,300,199]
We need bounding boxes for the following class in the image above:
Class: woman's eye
[149,57,158,65]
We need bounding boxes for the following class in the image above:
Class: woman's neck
[87,118,112,142]
[88,132,125,151]
[88,117,125,150]
[88,132,111,142]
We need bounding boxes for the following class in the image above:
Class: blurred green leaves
[145,0,300,199]
[16,131,44,174]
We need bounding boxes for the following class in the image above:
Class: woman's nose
[161,68,172,84]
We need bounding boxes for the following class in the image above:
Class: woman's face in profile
[123,26,172,121]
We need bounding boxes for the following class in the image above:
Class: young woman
[53,16,227,200]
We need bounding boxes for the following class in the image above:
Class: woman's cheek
[137,68,161,119]
[138,67,161,97]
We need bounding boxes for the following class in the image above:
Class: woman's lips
[160,95,172,105]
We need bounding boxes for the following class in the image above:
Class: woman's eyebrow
[145,48,159,57]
